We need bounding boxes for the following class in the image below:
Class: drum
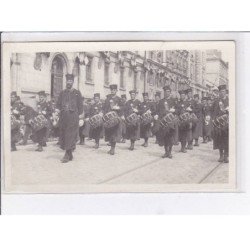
[179,112,191,122]
[190,113,199,123]
[11,115,20,130]
[126,113,139,126]
[103,111,119,129]
[160,112,176,129]
[50,113,59,128]
[29,114,48,132]
[213,114,228,130]
[89,114,103,129]
[141,112,153,125]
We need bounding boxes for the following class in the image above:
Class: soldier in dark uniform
[89,93,104,149]
[192,94,203,146]
[11,91,22,151]
[212,84,229,163]
[79,98,91,145]
[153,92,161,144]
[176,90,191,153]
[155,86,176,158]
[56,74,84,163]
[124,90,141,151]
[35,91,52,150]
[104,84,124,155]
[120,94,127,143]
[202,96,213,143]
[139,92,155,147]
[185,88,195,150]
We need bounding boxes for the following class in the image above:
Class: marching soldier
[155,86,176,158]
[56,74,84,163]
[103,84,124,155]
[153,92,161,144]
[89,93,104,149]
[139,92,155,147]
[176,90,191,153]
[185,88,195,150]
[11,91,22,151]
[120,94,127,143]
[212,84,229,163]
[79,98,91,145]
[192,94,203,146]
[202,96,212,143]
[36,91,52,149]
[124,90,141,151]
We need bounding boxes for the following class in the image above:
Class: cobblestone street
[10,138,229,189]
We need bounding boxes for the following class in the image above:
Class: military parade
[10,73,229,165]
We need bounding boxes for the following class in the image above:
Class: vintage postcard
[1,40,236,193]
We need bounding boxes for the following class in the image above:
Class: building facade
[205,49,229,90]
[10,50,224,109]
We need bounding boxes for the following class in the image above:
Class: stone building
[10,49,217,109]
[205,49,229,90]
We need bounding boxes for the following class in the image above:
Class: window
[86,57,92,82]
[104,62,110,86]
[120,67,124,89]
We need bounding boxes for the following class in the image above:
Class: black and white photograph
[2,41,235,193]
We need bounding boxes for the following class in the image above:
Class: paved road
[10,138,228,187]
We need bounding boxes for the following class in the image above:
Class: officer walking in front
[56,74,84,163]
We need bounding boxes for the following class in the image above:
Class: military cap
[218,84,227,91]
[37,90,46,96]
[163,85,171,91]
[178,90,186,95]
[212,87,219,92]
[121,94,127,98]
[129,90,136,95]
[65,73,74,81]
[193,94,199,98]
[142,92,149,97]
[109,84,118,90]
[11,91,17,96]
[201,97,207,101]
[155,92,161,97]
[185,88,192,94]
[94,93,100,98]
[207,96,211,100]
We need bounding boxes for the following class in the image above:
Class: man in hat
[152,92,161,144]
[79,98,91,145]
[124,90,141,151]
[176,90,191,153]
[103,84,124,155]
[10,91,22,151]
[154,85,177,158]
[202,96,212,143]
[120,94,127,143]
[56,73,84,163]
[185,88,195,150]
[212,84,229,163]
[34,91,53,151]
[139,92,155,147]
[89,93,104,149]
[191,94,203,146]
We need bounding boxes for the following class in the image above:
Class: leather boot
[68,150,73,161]
[35,145,43,152]
[168,146,173,159]
[194,139,199,146]
[162,145,169,158]
[224,151,229,163]
[94,139,99,149]
[218,149,224,162]
[129,140,135,151]
[61,151,70,163]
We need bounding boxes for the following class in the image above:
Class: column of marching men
[10,73,229,164]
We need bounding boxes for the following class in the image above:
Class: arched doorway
[51,55,66,101]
